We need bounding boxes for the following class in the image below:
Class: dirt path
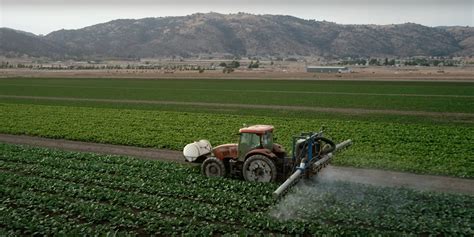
[1,95,473,119]
[0,133,472,195]
[0,133,186,164]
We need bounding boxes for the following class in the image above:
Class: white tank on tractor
[183,139,212,162]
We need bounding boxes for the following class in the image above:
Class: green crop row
[1,143,473,235]
[1,103,472,177]
[1,78,473,113]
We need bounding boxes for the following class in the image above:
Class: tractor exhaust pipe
[273,139,352,199]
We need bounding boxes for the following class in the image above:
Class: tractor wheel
[201,157,227,178]
[242,155,277,182]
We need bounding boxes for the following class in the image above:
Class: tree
[230,61,240,68]
[369,58,379,66]
[248,60,259,69]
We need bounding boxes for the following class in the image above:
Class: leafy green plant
[0,143,473,235]
[0,103,472,177]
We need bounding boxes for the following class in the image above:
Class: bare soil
[1,67,474,81]
[1,133,472,195]
[0,133,186,164]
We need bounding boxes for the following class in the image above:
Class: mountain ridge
[1,13,472,59]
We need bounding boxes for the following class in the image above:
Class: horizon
[1,0,472,35]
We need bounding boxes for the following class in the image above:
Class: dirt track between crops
[1,133,473,196]
[1,95,474,119]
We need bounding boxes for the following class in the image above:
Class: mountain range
[1,12,473,59]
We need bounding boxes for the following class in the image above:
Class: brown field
[1,66,474,81]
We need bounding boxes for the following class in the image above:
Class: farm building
[306,66,350,73]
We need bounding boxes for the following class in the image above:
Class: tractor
[183,125,352,197]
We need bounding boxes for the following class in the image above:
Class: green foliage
[219,61,240,69]
[1,78,472,113]
[230,60,240,68]
[404,58,458,67]
[340,59,367,65]
[0,103,472,177]
[0,77,472,177]
[248,60,259,68]
[369,58,380,66]
[0,143,472,235]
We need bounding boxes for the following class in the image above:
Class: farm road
[1,95,474,119]
[1,133,473,196]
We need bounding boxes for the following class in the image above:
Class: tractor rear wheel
[201,157,227,178]
[242,155,277,182]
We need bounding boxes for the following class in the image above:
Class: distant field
[0,78,473,113]
[0,77,473,177]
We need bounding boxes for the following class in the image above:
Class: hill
[0,28,64,58]
[1,13,473,59]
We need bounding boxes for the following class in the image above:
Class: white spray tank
[183,140,212,162]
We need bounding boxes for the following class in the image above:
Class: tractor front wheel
[242,155,277,182]
[201,157,227,178]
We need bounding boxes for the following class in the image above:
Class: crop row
[0,159,272,211]
[0,103,472,177]
[1,143,473,235]
[0,144,379,235]
[0,144,271,198]
[1,172,307,235]
[1,78,473,113]
[1,184,244,236]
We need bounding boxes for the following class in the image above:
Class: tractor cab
[237,125,274,161]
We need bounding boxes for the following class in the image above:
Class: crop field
[0,77,473,177]
[0,103,473,177]
[1,143,472,236]
[0,78,473,113]
[0,77,473,235]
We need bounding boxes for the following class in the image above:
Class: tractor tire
[242,155,277,182]
[201,157,227,178]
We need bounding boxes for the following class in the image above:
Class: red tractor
[183,125,352,196]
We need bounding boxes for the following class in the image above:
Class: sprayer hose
[317,137,336,155]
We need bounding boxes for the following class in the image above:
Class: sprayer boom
[273,139,352,198]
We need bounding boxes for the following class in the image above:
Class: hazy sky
[1,0,473,35]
